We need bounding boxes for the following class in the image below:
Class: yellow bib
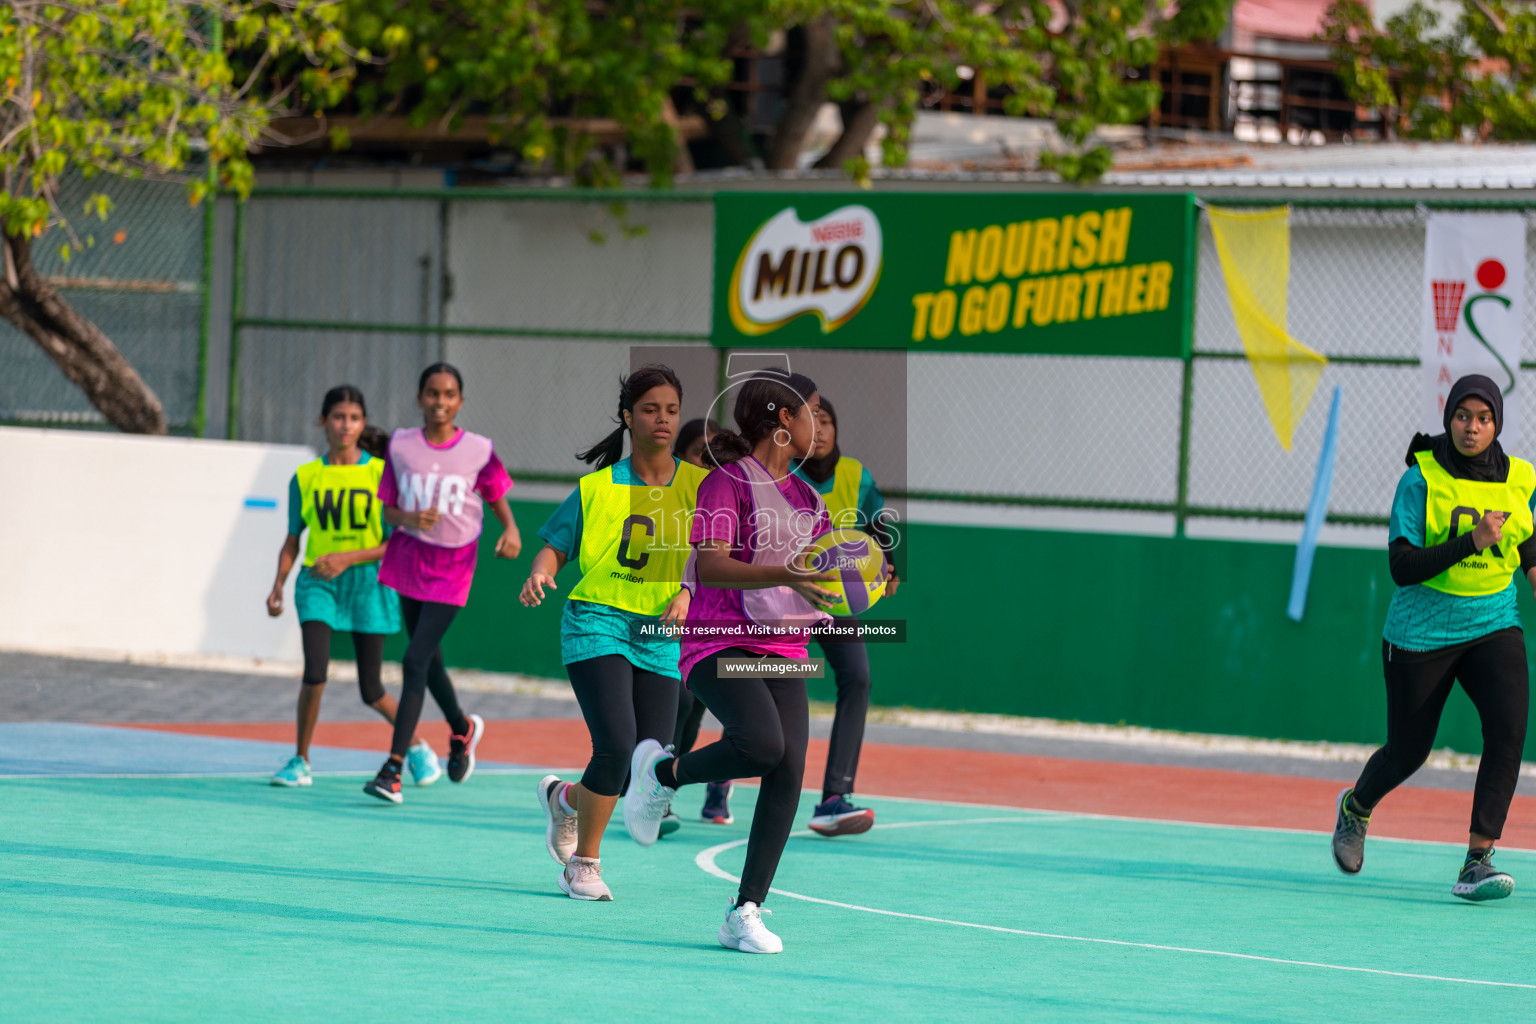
[824,456,865,530]
[1415,450,1535,596]
[568,460,708,615]
[295,457,386,567]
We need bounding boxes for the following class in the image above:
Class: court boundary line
[695,818,1536,991]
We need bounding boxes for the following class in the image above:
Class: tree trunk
[766,14,841,171]
[0,231,167,434]
[813,98,885,169]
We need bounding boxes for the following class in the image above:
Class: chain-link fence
[0,175,206,431]
[17,185,1535,535]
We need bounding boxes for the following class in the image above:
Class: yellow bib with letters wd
[295,457,386,567]
[568,460,707,616]
[1415,449,1535,596]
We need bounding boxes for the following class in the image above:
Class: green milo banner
[712,192,1197,357]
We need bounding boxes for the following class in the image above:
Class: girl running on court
[669,416,735,826]
[524,366,706,900]
[622,368,840,954]
[1331,374,1533,901]
[792,397,899,836]
[363,363,521,804]
[265,385,439,788]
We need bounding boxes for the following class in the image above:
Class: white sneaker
[621,739,676,847]
[538,774,578,865]
[718,900,782,954]
[559,856,612,901]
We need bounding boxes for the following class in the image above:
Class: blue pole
[1288,386,1342,622]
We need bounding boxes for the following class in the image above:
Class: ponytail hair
[576,363,684,469]
[418,362,464,395]
[320,383,367,420]
[359,425,390,459]
[704,368,818,467]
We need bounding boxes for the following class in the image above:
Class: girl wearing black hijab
[1331,374,1536,901]
[792,397,899,836]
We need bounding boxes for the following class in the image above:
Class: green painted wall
[338,498,1536,758]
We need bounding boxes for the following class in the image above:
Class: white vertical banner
[1422,214,1525,448]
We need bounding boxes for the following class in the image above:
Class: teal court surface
[2,756,1534,1021]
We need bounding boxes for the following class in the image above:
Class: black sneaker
[808,794,875,837]
[364,761,403,804]
[448,713,485,783]
[1331,787,1369,874]
[1453,849,1515,902]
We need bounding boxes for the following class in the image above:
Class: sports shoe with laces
[271,754,312,788]
[1331,787,1369,874]
[808,794,875,837]
[406,740,441,786]
[718,900,782,954]
[538,775,578,865]
[621,739,675,846]
[447,713,485,783]
[1453,849,1515,902]
[559,856,612,901]
[701,781,734,824]
[364,761,403,804]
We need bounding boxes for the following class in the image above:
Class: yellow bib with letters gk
[295,457,387,567]
[568,460,708,616]
[1415,449,1535,597]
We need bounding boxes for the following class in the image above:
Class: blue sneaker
[406,741,442,786]
[808,794,874,837]
[271,755,312,788]
[701,781,734,824]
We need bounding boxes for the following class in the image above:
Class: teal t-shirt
[537,457,684,679]
[1382,463,1534,650]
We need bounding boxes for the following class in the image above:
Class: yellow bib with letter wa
[295,457,386,567]
[568,460,708,615]
[1415,450,1535,596]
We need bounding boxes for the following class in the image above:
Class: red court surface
[121,719,1536,849]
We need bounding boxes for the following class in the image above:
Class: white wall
[0,428,314,660]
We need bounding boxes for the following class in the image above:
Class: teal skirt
[294,562,401,635]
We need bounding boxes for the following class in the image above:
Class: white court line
[695,818,1536,992]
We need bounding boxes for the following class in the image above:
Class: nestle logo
[811,220,863,244]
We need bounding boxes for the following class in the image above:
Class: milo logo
[727,205,882,336]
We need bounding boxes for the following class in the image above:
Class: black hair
[359,426,389,459]
[576,364,685,469]
[320,384,367,419]
[705,368,818,466]
[418,362,464,395]
[673,417,721,460]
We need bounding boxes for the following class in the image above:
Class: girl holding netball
[363,363,521,804]
[792,397,899,836]
[265,385,439,787]
[523,365,706,900]
[1332,374,1533,901]
[623,367,839,953]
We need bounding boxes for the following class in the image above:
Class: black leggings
[673,683,707,755]
[674,649,810,906]
[389,597,470,758]
[300,620,387,704]
[814,627,871,797]
[1353,628,1529,840]
[567,654,679,797]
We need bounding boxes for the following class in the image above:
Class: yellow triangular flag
[1208,207,1327,450]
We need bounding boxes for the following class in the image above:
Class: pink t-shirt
[679,457,829,684]
[377,428,513,606]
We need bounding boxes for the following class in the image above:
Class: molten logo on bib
[727,205,882,336]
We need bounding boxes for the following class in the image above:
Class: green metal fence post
[191,13,222,438]
[225,201,246,441]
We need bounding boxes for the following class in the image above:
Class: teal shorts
[294,562,401,635]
